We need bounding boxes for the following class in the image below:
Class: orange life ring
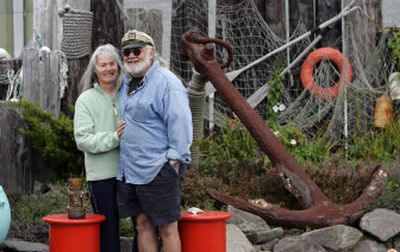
[300,47,352,99]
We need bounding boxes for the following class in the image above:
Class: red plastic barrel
[179,211,231,252]
[43,213,105,252]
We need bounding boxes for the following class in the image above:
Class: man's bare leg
[136,213,158,252]
[159,222,181,252]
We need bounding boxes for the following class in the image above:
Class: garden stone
[3,239,48,252]
[246,227,284,244]
[352,238,386,252]
[360,208,400,242]
[228,205,270,230]
[260,238,279,251]
[274,236,326,252]
[301,224,362,251]
[227,224,256,252]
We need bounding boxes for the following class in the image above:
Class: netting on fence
[124,0,393,145]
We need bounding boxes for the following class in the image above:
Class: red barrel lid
[180,211,231,221]
[43,213,106,224]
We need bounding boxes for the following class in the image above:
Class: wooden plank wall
[21,49,64,116]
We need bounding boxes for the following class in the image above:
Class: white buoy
[0,185,11,244]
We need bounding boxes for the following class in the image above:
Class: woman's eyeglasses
[122,47,144,57]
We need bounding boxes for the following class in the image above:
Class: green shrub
[196,119,268,182]
[307,158,377,203]
[341,118,400,164]
[18,99,83,178]
[119,218,134,237]
[388,28,400,70]
[182,169,227,210]
[270,123,333,166]
[265,67,285,123]
[11,192,67,225]
[366,178,400,214]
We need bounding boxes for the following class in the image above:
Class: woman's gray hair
[80,44,123,92]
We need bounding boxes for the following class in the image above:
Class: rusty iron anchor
[180,30,387,228]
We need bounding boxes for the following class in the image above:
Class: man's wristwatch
[168,160,180,176]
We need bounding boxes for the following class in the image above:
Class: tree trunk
[91,0,125,50]
[0,102,32,193]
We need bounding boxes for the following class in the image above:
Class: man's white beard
[124,51,152,77]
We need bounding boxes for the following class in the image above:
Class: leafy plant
[366,178,400,214]
[11,192,67,225]
[388,28,400,70]
[270,123,333,165]
[196,119,268,182]
[181,169,227,210]
[265,67,285,123]
[341,117,400,164]
[119,218,134,237]
[17,99,84,178]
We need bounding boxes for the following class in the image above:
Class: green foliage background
[18,99,83,178]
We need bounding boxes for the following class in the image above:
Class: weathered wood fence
[22,49,67,116]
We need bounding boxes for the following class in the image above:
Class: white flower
[278,103,286,111]
[273,131,279,136]
[272,103,286,113]
[290,139,297,145]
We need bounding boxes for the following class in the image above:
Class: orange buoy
[300,47,353,99]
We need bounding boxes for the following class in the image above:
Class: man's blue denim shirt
[117,60,193,184]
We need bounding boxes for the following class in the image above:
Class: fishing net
[123,0,394,145]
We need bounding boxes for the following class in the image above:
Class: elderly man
[117,30,192,252]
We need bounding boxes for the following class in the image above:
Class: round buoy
[301,47,353,99]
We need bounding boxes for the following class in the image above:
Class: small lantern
[67,178,87,219]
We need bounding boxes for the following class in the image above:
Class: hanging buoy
[300,47,353,99]
[0,185,11,244]
[374,95,393,128]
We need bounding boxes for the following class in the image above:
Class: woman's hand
[116,120,125,139]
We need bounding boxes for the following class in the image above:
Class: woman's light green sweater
[74,83,120,181]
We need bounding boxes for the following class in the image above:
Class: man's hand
[116,120,125,139]
[168,160,180,176]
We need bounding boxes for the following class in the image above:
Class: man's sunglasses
[122,47,145,57]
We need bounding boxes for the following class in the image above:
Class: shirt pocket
[131,100,157,123]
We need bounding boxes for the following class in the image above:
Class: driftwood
[180,31,387,228]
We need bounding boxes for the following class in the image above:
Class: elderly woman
[74,44,125,252]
